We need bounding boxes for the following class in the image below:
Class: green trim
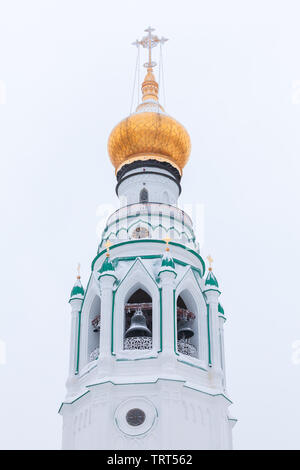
[70,283,84,298]
[161,252,175,269]
[98,256,115,274]
[111,290,116,356]
[86,377,186,389]
[98,273,117,282]
[102,213,195,240]
[218,303,225,315]
[207,304,212,367]
[92,239,205,275]
[103,226,195,246]
[159,287,163,352]
[69,296,84,304]
[218,314,226,322]
[158,268,177,278]
[173,289,179,356]
[177,358,207,371]
[59,380,232,413]
[110,254,203,279]
[115,257,158,292]
[75,310,82,374]
[58,390,90,414]
[182,385,233,404]
[205,270,219,287]
[175,265,199,291]
[79,363,97,378]
[75,273,92,374]
[203,288,221,295]
[116,356,158,362]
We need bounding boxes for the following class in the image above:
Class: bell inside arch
[177,319,194,340]
[125,308,151,338]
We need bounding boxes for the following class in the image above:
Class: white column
[98,274,116,373]
[68,299,82,376]
[159,270,177,361]
[204,290,222,383]
[218,314,226,391]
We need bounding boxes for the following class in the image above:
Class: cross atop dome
[108,26,191,179]
[132,26,168,70]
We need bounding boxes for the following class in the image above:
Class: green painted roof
[218,303,224,315]
[99,255,115,274]
[70,279,84,298]
[161,251,175,269]
[205,270,219,288]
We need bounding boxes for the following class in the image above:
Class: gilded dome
[108,69,191,175]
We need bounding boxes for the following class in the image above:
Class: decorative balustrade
[177,338,197,357]
[124,336,153,350]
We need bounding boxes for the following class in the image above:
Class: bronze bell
[125,308,151,338]
[177,319,194,340]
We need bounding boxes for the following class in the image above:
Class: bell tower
[60,27,236,450]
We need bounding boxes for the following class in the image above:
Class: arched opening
[88,296,101,361]
[124,288,152,350]
[176,292,198,358]
[139,188,148,203]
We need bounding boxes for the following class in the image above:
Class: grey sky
[0,0,299,449]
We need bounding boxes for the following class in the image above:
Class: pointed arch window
[88,296,101,361]
[176,293,198,358]
[124,289,152,350]
[139,188,148,203]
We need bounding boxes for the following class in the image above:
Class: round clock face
[126,408,146,427]
[132,226,150,239]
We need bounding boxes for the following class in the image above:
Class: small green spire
[98,239,115,275]
[161,251,175,269]
[205,269,219,287]
[161,237,175,268]
[70,279,84,299]
[99,255,115,274]
[218,303,225,315]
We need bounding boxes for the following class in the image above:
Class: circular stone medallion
[114,397,157,437]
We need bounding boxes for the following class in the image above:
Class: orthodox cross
[163,236,171,251]
[105,240,112,257]
[207,255,214,271]
[132,27,168,70]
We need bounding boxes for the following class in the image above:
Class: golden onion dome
[108,68,191,175]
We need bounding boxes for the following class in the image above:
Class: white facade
[60,164,236,450]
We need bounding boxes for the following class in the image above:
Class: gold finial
[163,236,171,251]
[77,263,81,279]
[207,255,213,271]
[105,240,112,257]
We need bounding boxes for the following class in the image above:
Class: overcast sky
[0,0,300,450]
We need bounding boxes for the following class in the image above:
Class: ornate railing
[124,336,152,350]
[105,203,193,228]
[177,339,197,357]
